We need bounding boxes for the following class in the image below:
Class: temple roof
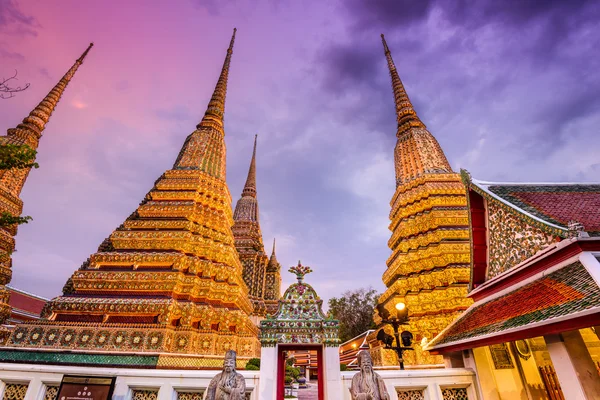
[468,176,600,235]
[426,259,600,352]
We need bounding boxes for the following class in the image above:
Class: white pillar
[112,377,130,400]
[23,377,41,400]
[323,346,343,399]
[157,383,173,400]
[257,346,277,400]
[544,334,587,400]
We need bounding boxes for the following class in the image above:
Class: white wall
[0,363,479,400]
[0,363,259,400]
[341,369,480,400]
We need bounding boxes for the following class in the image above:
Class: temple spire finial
[197,28,237,128]
[12,42,94,142]
[380,33,424,132]
[271,238,276,256]
[242,134,258,197]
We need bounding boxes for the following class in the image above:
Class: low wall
[0,363,259,400]
[341,368,480,400]
[0,363,479,400]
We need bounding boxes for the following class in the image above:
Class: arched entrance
[258,262,342,399]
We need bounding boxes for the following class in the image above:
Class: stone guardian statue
[205,350,246,400]
[350,352,390,400]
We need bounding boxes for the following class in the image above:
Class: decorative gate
[257,262,342,399]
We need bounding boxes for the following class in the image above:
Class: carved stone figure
[350,352,390,400]
[205,350,246,400]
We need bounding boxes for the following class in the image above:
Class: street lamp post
[376,302,414,370]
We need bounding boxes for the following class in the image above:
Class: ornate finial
[77,43,94,64]
[289,260,312,283]
[11,41,94,141]
[196,27,237,129]
[241,134,258,197]
[568,220,589,238]
[380,32,424,131]
[271,238,276,256]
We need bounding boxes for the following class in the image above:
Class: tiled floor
[297,382,319,400]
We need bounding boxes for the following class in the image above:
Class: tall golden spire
[173,28,236,178]
[5,30,261,365]
[199,28,236,128]
[242,134,258,198]
[381,34,452,185]
[380,34,424,133]
[0,43,92,330]
[268,238,279,271]
[11,43,94,145]
[370,34,471,368]
[233,135,267,317]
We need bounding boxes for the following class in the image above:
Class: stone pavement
[297,382,319,400]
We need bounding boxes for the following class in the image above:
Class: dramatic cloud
[2,0,599,303]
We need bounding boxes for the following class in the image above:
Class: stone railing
[341,368,480,400]
[0,363,259,400]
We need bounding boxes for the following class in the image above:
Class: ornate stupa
[232,135,269,319]
[369,35,472,367]
[264,238,282,315]
[2,29,261,369]
[0,43,93,333]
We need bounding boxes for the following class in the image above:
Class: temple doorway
[277,345,323,400]
[257,262,343,399]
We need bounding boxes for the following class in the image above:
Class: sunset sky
[1,0,599,303]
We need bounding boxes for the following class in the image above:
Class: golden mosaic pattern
[396,389,425,400]
[44,386,58,400]
[487,201,556,279]
[5,30,260,360]
[373,34,473,368]
[0,44,92,325]
[2,384,28,400]
[131,390,158,400]
[176,392,204,400]
[441,388,469,400]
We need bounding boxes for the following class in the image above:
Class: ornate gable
[259,262,339,347]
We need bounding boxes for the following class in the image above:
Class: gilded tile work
[370,35,471,367]
[5,30,260,364]
[2,384,27,400]
[176,392,204,400]
[232,135,276,317]
[487,201,557,279]
[441,388,469,400]
[396,389,425,400]
[131,390,158,400]
[0,44,92,331]
[44,386,58,400]
[264,239,282,315]
[260,263,340,347]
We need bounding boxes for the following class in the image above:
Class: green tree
[328,287,378,342]
[0,144,39,170]
[0,143,39,229]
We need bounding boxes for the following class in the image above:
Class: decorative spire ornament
[0,42,93,330]
[380,33,452,185]
[173,28,237,178]
[5,31,262,366]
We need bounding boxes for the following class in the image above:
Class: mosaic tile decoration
[44,386,58,400]
[430,262,600,347]
[488,184,600,234]
[396,389,425,400]
[2,384,28,400]
[441,387,469,400]
[0,349,158,367]
[176,392,204,400]
[487,201,557,279]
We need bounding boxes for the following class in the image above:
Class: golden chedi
[369,35,472,367]
[0,43,93,338]
[4,30,261,369]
